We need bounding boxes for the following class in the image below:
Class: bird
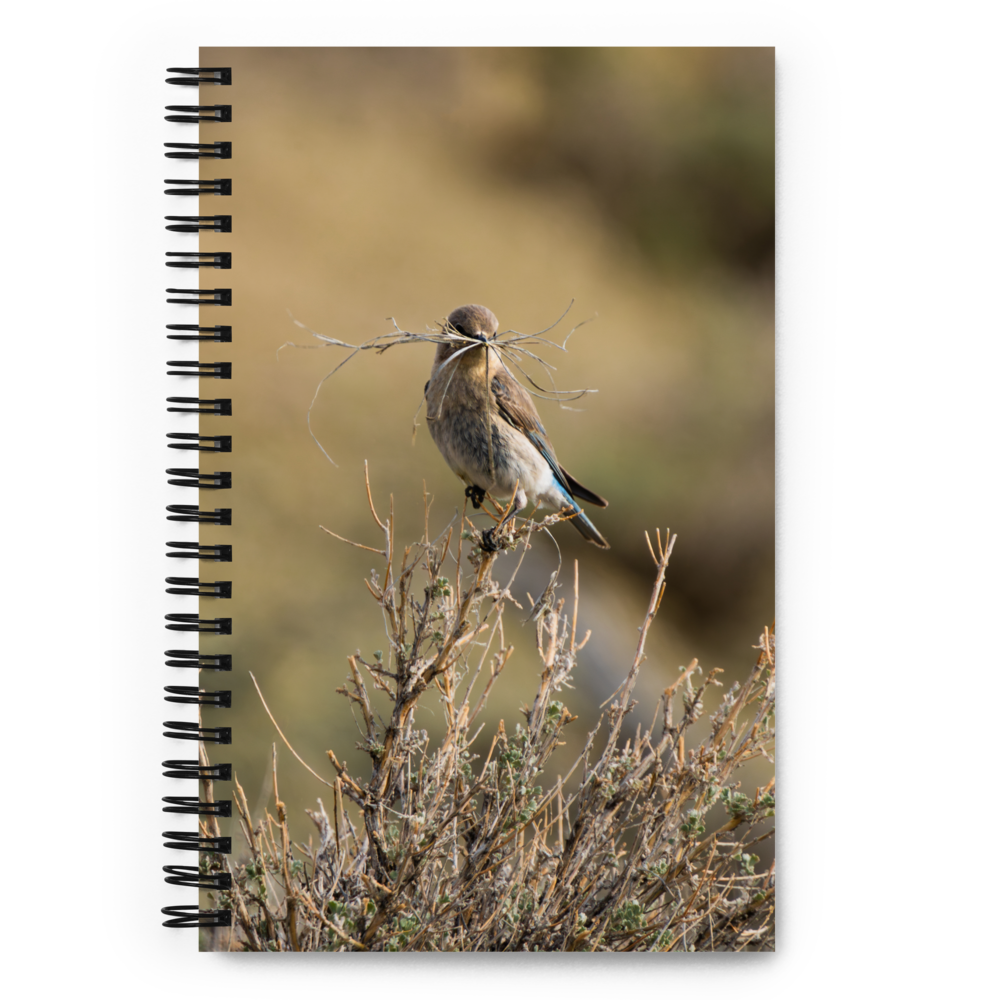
[424,304,609,549]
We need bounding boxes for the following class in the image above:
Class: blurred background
[195,48,774,856]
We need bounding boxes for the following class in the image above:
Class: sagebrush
[200,471,775,951]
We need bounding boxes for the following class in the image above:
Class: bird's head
[446,304,499,343]
[434,305,500,368]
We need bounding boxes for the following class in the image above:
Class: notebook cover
[163,46,773,950]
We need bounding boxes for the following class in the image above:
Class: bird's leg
[482,487,526,552]
[464,484,486,510]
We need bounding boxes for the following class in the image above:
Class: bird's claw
[481,527,500,553]
[465,485,486,510]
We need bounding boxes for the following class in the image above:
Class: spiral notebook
[161,47,776,951]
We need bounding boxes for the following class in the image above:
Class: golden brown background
[195,48,774,854]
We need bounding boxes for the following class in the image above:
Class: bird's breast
[427,399,508,489]
[427,402,555,504]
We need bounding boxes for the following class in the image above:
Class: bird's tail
[564,501,610,549]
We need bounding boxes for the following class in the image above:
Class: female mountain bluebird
[425,304,609,549]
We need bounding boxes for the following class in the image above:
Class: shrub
[201,472,775,951]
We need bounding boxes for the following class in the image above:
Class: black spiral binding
[164,65,234,930]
